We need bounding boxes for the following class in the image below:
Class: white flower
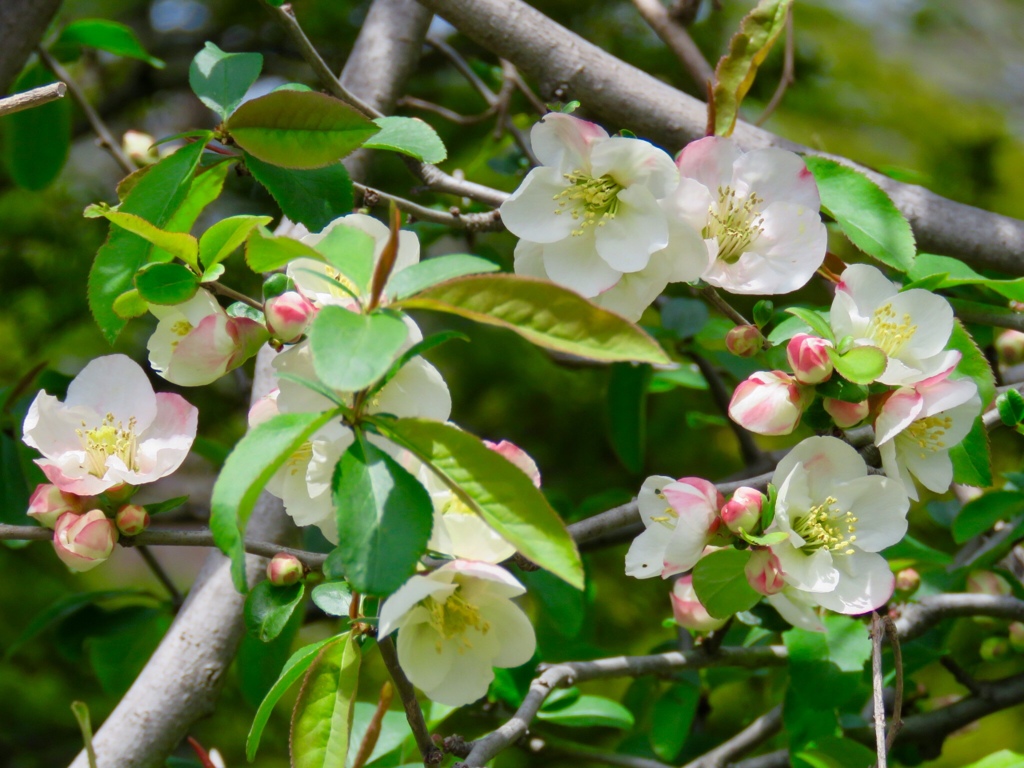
[377,560,536,706]
[423,440,537,563]
[22,354,198,496]
[626,475,724,579]
[252,329,451,542]
[286,212,420,310]
[875,362,981,500]
[501,113,707,319]
[728,370,810,436]
[766,587,825,632]
[147,290,267,386]
[665,136,827,295]
[830,264,959,386]
[767,436,909,615]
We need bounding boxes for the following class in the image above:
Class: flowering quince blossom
[265,291,316,343]
[53,510,118,572]
[625,475,724,579]
[27,483,83,528]
[250,333,451,542]
[874,362,981,501]
[422,440,536,563]
[663,136,827,295]
[377,560,536,706]
[501,113,707,321]
[766,436,909,615]
[285,212,420,310]
[147,290,267,386]
[831,264,959,386]
[787,333,834,385]
[721,486,764,534]
[671,575,727,632]
[22,354,198,496]
[728,370,810,436]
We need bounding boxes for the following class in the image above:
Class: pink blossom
[728,370,809,436]
[27,484,82,529]
[823,397,869,429]
[265,291,316,343]
[267,553,304,586]
[671,575,726,632]
[726,324,763,358]
[53,510,118,572]
[720,486,764,534]
[745,548,785,596]
[787,333,834,385]
[115,504,150,536]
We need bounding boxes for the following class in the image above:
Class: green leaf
[189,41,262,119]
[244,580,305,642]
[963,751,1024,768]
[3,64,71,191]
[244,152,355,234]
[55,19,164,68]
[952,490,1024,544]
[997,389,1024,426]
[816,376,869,403]
[827,345,886,385]
[396,274,670,365]
[86,206,200,270]
[909,253,1024,303]
[158,157,232,251]
[199,214,273,269]
[712,0,793,137]
[784,307,834,344]
[245,227,324,272]
[88,141,206,341]
[823,613,871,672]
[794,736,878,768]
[331,437,434,595]
[377,418,583,588]
[660,297,710,339]
[385,254,499,300]
[210,410,342,592]
[311,582,353,617]
[650,683,700,760]
[692,548,760,619]
[648,364,708,393]
[225,91,378,169]
[112,289,148,319]
[133,263,199,305]
[537,694,634,729]
[804,156,916,272]
[949,319,997,406]
[291,631,361,768]
[363,116,447,163]
[753,299,774,329]
[313,222,376,293]
[238,603,304,709]
[86,607,172,695]
[308,307,408,393]
[246,636,339,761]
[142,495,190,516]
[606,363,650,474]
[950,416,992,488]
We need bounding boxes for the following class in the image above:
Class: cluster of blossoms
[22,354,198,571]
[501,112,828,320]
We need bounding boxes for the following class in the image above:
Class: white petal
[593,254,673,321]
[901,446,954,495]
[542,235,623,297]
[421,646,496,706]
[767,590,824,631]
[375,358,451,422]
[22,394,91,457]
[814,550,894,615]
[500,167,578,242]
[874,390,924,445]
[625,525,670,578]
[771,436,866,497]
[658,213,712,284]
[676,136,741,193]
[834,264,899,320]
[774,542,839,593]
[479,598,537,667]
[594,185,668,272]
[439,512,516,563]
[397,619,456,691]
[880,439,918,501]
[637,475,679,526]
[65,354,158,430]
[731,148,820,210]
[589,137,678,198]
[442,561,527,599]
[662,177,716,234]
[130,393,199,483]
[831,476,909,552]
[884,288,955,360]
[513,240,549,279]
[379,575,455,637]
[919,377,978,417]
[530,113,608,174]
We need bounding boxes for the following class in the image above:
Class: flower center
[900,414,953,456]
[77,413,139,477]
[791,496,858,555]
[649,487,680,529]
[440,495,476,518]
[553,171,623,236]
[426,589,489,653]
[705,186,764,264]
[866,302,917,357]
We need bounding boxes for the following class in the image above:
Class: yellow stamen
[866,302,917,357]
[553,171,623,236]
[426,589,489,654]
[704,186,765,264]
[791,496,859,554]
[76,413,139,477]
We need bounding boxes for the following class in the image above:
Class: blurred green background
[3,1,1024,766]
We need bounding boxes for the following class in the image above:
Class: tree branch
[871,613,888,768]
[893,593,1024,642]
[631,0,714,89]
[414,0,1024,276]
[681,705,783,768]
[377,636,442,766]
[354,182,504,231]
[0,81,65,116]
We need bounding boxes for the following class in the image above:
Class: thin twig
[632,0,714,89]
[690,352,768,469]
[427,35,496,103]
[377,635,442,765]
[681,705,783,768]
[506,64,548,115]
[36,47,133,174]
[0,81,66,116]
[207,281,264,311]
[871,613,888,768]
[939,656,984,696]
[700,285,753,327]
[352,682,394,768]
[354,182,504,231]
[884,617,904,752]
[539,734,673,768]
[135,545,184,608]
[756,5,794,125]
[397,96,494,125]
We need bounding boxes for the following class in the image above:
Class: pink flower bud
[671,575,726,632]
[787,333,834,385]
[967,570,1013,597]
[27,484,82,529]
[726,325,763,358]
[894,568,921,597]
[265,291,316,343]
[122,130,159,165]
[53,510,118,573]
[1009,622,1024,653]
[996,330,1024,367]
[728,370,809,436]
[720,487,764,534]
[744,548,786,596]
[823,397,870,429]
[115,504,150,536]
[267,552,304,586]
